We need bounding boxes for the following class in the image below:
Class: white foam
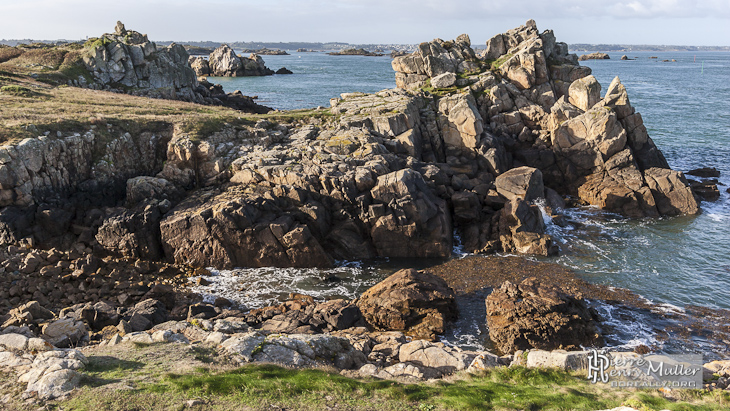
[189,264,383,309]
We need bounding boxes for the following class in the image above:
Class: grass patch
[80,356,146,388]
[56,363,730,411]
[84,36,113,50]
[0,85,35,97]
[8,48,68,70]
[486,53,514,71]
[0,47,24,64]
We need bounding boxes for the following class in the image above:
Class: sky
[1,0,729,46]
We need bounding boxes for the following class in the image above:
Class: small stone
[186,399,205,407]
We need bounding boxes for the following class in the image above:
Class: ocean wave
[189,264,383,309]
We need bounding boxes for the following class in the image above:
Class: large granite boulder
[552,106,627,170]
[95,203,165,260]
[208,45,274,77]
[486,277,602,354]
[499,198,557,256]
[188,56,210,76]
[208,45,243,76]
[494,166,544,202]
[644,168,699,216]
[356,269,456,341]
[568,75,601,112]
[436,94,484,149]
[577,149,659,218]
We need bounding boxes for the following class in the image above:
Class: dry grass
[0,70,334,145]
[0,47,24,63]
[6,48,69,70]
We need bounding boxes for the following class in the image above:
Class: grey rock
[431,72,457,89]
[495,166,544,202]
[42,319,87,348]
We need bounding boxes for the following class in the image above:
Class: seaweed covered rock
[486,277,602,354]
[356,269,456,341]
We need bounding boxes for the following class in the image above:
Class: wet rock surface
[356,269,457,341]
[485,277,602,354]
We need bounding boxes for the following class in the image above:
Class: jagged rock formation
[77,22,270,112]
[392,19,698,221]
[190,44,274,77]
[0,20,700,267]
[82,22,199,101]
[356,269,457,341]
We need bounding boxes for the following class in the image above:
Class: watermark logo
[586,350,702,389]
[587,349,610,383]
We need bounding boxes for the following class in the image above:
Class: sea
[200,50,730,358]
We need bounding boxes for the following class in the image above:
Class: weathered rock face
[83,22,199,101]
[437,94,484,149]
[369,169,452,258]
[206,45,274,77]
[159,186,334,269]
[494,166,544,202]
[644,168,699,216]
[356,269,457,341]
[188,56,210,76]
[0,128,172,249]
[392,33,477,90]
[486,277,602,354]
[499,197,557,256]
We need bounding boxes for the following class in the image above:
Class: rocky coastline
[1,19,728,408]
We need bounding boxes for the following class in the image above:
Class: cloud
[0,0,728,45]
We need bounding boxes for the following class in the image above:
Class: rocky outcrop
[0,20,702,269]
[579,52,610,61]
[356,269,456,341]
[499,198,557,256]
[391,19,697,223]
[83,22,199,101]
[201,45,274,77]
[188,56,210,76]
[485,277,602,354]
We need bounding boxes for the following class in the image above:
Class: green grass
[84,36,113,50]
[0,85,35,97]
[55,363,730,411]
[486,53,514,71]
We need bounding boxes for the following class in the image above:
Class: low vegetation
[56,359,730,411]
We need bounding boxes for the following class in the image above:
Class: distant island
[241,48,289,55]
[2,38,727,54]
[569,43,730,52]
[327,48,384,56]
